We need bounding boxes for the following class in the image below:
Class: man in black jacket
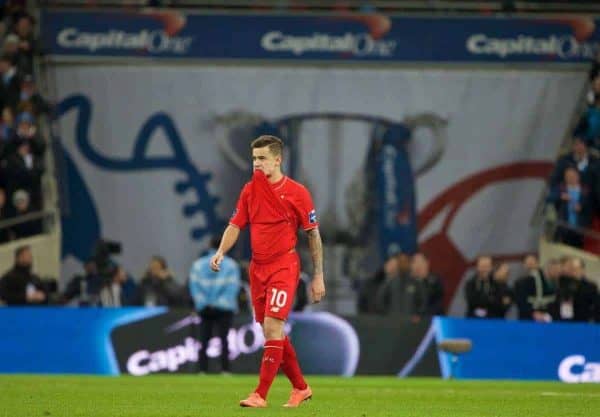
[0,245,46,305]
[514,255,557,321]
[464,255,495,318]
[550,257,599,323]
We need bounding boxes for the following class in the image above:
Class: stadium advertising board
[42,10,600,63]
[434,317,600,382]
[0,308,438,376]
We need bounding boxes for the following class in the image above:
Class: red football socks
[255,339,285,399]
[281,336,307,390]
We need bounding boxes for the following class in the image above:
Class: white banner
[52,65,585,314]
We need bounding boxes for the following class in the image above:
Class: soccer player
[210,135,325,408]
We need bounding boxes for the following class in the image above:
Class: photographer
[136,255,183,307]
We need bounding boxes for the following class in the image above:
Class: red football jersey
[230,175,318,263]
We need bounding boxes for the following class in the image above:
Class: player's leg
[240,262,268,407]
[217,310,233,373]
[252,316,286,400]
[270,254,312,407]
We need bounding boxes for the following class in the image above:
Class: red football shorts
[249,251,300,323]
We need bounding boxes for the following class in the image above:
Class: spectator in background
[587,75,600,106]
[10,13,34,74]
[0,106,14,144]
[0,187,9,243]
[514,255,556,321]
[9,189,41,239]
[0,54,20,110]
[10,111,44,156]
[189,237,241,374]
[4,134,44,208]
[549,137,598,191]
[2,32,25,75]
[98,264,137,307]
[464,255,495,318]
[136,255,183,307]
[550,257,599,323]
[372,252,411,315]
[549,167,593,248]
[62,259,104,306]
[18,76,52,117]
[488,262,513,319]
[0,244,46,305]
[404,253,444,322]
[576,95,600,149]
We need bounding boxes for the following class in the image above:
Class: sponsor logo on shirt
[308,209,317,224]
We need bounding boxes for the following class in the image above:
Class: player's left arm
[307,227,326,303]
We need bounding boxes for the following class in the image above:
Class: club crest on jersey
[308,209,317,224]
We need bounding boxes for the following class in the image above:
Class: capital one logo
[558,355,600,383]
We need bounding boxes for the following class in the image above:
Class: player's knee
[263,317,285,340]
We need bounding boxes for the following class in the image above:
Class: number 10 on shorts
[270,289,288,313]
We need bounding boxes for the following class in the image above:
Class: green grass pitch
[0,375,597,417]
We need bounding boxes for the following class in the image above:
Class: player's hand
[310,273,326,303]
[210,251,224,272]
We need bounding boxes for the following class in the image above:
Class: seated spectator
[464,255,495,318]
[9,189,41,239]
[549,257,599,323]
[4,137,44,208]
[487,262,513,318]
[0,244,46,305]
[98,264,137,307]
[136,255,183,307]
[358,254,393,314]
[0,106,14,144]
[0,187,9,243]
[549,137,598,191]
[403,252,444,322]
[61,259,104,306]
[9,111,45,156]
[0,53,21,111]
[17,76,52,117]
[371,252,411,315]
[11,13,35,74]
[514,255,556,321]
[548,167,593,248]
[587,74,600,106]
[2,33,26,75]
[575,96,600,149]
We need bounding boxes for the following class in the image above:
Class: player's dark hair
[251,135,284,156]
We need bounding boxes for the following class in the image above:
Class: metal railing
[0,210,55,232]
[542,216,600,247]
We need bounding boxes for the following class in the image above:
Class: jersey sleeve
[229,183,250,229]
[297,185,319,231]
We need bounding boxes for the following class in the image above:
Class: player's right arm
[210,225,240,271]
[210,184,250,272]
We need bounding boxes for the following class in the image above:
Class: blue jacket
[188,250,241,313]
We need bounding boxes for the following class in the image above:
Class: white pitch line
[541,391,600,398]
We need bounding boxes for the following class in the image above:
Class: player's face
[252,146,281,177]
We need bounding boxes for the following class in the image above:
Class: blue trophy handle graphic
[56,94,224,261]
